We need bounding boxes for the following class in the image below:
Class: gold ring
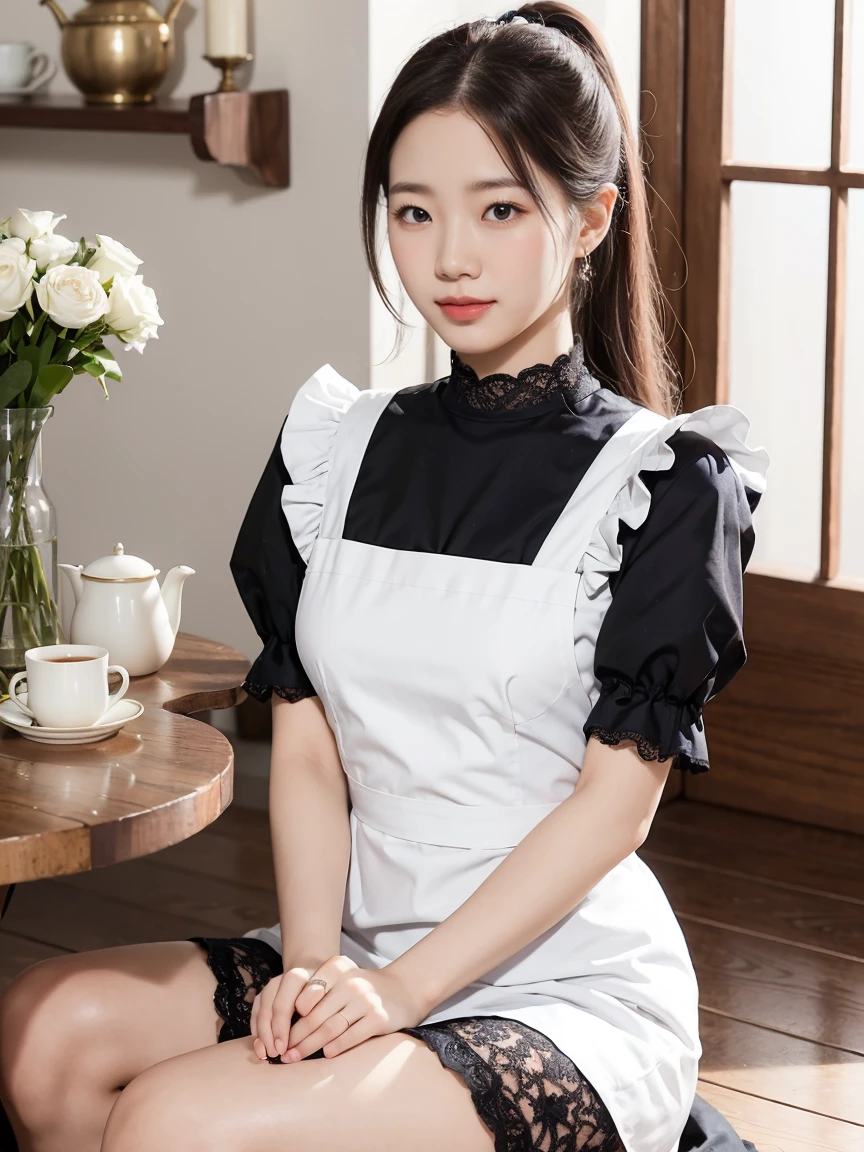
[307,977,328,991]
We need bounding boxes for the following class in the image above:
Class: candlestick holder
[203,53,253,93]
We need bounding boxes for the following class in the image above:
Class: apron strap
[319,388,395,541]
[532,406,669,572]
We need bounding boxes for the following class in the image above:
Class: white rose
[104,273,163,352]
[29,232,79,274]
[9,208,67,242]
[35,265,108,329]
[87,234,142,282]
[0,244,36,321]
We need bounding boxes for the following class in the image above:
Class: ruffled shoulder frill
[278,363,361,564]
[579,403,770,598]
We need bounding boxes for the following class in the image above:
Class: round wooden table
[0,631,250,911]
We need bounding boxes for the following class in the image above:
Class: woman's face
[386,107,614,362]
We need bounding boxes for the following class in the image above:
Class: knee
[101,1063,208,1152]
[0,956,118,1129]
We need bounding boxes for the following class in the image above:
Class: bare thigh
[0,940,220,1141]
[102,1030,496,1152]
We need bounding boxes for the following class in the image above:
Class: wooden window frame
[640,0,864,833]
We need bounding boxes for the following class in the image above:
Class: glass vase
[0,406,65,694]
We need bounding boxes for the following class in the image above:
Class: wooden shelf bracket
[189,89,289,188]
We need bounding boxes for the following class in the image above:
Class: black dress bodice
[232,338,761,774]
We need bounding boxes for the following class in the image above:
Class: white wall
[1,0,371,660]
[1,0,639,678]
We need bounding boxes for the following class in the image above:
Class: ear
[576,183,618,258]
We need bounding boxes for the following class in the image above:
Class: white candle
[205,0,248,57]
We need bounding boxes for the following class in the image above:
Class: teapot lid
[81,543,160,582]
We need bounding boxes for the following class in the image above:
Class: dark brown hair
[360,3,678,416]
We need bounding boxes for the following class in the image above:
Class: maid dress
[189,337,768,1152]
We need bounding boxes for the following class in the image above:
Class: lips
[437,298,496,320]
[436,296,494,305]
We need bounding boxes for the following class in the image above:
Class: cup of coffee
[7,645,130,728]
[0,43,57,92]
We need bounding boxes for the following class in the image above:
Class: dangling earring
[577,250,593,283]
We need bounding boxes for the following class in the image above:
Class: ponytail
[524,4,678,414]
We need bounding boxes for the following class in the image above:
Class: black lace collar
[444,335,597,417]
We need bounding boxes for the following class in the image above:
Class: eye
[483,201,524,224]
[391,201,526,226]
[392,204,431,225]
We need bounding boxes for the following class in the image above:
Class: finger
[270,981,304,1055]
[254,977,282,1060]
[293,977,329,1017]
[258,969,309,1059]
[285,990,340,1050]
[283,1011,356,1062]
[292,956,350,1017]
[250,991,259,1038]
[322,1016,376,1059]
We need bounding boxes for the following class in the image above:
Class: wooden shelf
[0,90,289,187]
[0,93,190,132]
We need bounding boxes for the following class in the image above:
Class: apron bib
[285,386,701,1152]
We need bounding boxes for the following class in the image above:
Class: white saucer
[0,692,144,744]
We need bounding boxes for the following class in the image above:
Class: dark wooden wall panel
[688,572,864,833]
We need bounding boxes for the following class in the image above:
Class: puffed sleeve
[582,428,766,773]
[230,363,361,704]
[230,418,318,704]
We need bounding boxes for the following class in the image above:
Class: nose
[435,217,482,282]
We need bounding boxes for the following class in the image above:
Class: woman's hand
[250,962,323,1061]
[274,954,429,1061]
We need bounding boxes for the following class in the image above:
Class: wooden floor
[0,798,862,1152]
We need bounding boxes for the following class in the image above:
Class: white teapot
[59,543,195,676]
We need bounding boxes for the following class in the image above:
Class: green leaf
[28,363,73,407]
[0,361,32,407]
[81,246,97,266]
[9,313,25,344]
[89,343,121,379]
[54,370,75,398]
[80,358,105,379]
[40,329,56,366]
[28,310,48,345]
[24,295,35,322]
[17,345,42,377]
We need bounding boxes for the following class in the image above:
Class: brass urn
[38,0,186,105]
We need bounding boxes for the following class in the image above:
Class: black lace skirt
[188,935,624,1152]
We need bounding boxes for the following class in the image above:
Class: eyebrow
[388,177,529,197]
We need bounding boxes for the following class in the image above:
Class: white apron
[243,365,770,1152]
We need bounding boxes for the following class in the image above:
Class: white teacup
[0,42,56,92]
[8,645,130,728]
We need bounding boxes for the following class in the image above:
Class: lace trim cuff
[585,726,710,774]
[583,676,710,774]
[241,679,318,704]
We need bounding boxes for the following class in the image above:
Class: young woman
[0,6,768,1152]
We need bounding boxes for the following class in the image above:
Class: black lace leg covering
[400,1016,625,1152]
[188,936,284,1046]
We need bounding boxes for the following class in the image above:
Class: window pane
[728,182,830,575]
[731,0,834,167]
[848,0,864,167]
[840,189,864,578]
